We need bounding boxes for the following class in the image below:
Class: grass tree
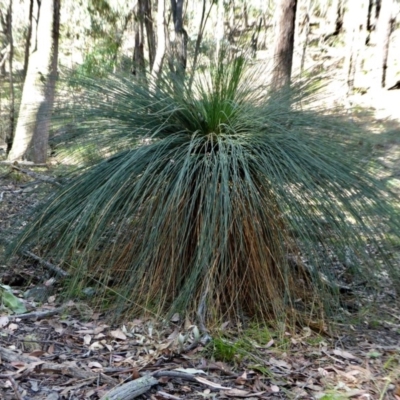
[11,54,400,327]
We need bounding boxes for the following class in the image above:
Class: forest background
[0,0,400,159]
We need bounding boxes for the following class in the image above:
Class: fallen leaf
[0,316,9,327]
[170,313,180,322]
[269,357,291,370]
[174,368,206,375]
[88,361,103,369]
[8,323,19,331]
[110,329,127,340]
[332,349,358,360]
[223,389,250,397]
[195,376,231,389]
[235,371,247,385]
[89,341,104,350]
[265,339,274,348]
[83,334,91,345]
[29,350,45,357]
[270,385,279,392]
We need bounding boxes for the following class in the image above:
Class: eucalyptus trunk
[23,0,34,78]
[372,0,394,88]
[140,0,156,69]
[343,0,368,93]
[151,0,166,77]
[271,0,298,89]
[170,0,188,82]
[8,0,60,163]
[6,0,14,154]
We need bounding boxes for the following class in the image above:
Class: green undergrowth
[204,324,327,377]
[6,51,400,329]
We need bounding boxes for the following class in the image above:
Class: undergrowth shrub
[10,53,400,327]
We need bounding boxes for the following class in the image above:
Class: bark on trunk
[132,2,146,77]
[170,0,188,82]
[140,0,156,69]
[372,0,394,88]
[23,0,34,78]
[215,0,225,57]
[271,0,298,90]
[343,0,368,93]
[299,0,311,74]
[8,0,60,163]
[6,0,14,154]
[151,0,166,77]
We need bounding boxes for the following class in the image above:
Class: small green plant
[209,337,240,362]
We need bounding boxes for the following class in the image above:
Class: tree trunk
[343,0,369,93]
[23,0,34,78]
[151,0,166,77]
[132,5,146,77]
[8,0,60,163]
[372,0,394,88]
[6,0,14,154]
[140,0,156,70]
[242,0,249,29]
[296,0,311,74]
[271,0,298,90]
[170,0,188,82]
[215,0,225,58]
[0,4,11,77]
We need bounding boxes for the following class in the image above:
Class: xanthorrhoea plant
[12,55,400,326]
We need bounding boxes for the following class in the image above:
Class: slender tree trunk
[298,0,311,74]
[0,5,10,76]
[6,0,14,154]
[170,0,188,82]
[215,0,225,58]
[343,0,368,93]
[151,0,166,77]
[8,0,60,163]
[242,0,248,29]
[250,16,263,58]
[372,0,394,88]
[140,0,156,69]
[23,0,34,78]
[271,0,298,90]
[132,2,146,77]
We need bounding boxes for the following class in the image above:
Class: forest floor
[0,89,400,400]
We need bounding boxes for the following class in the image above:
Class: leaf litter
[1,166,400,399]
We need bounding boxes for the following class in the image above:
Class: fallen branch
[0,345,41,364]
[100,370,207,400]
[23,250,69,278]
[99,375,158,400]
[8,305,68,321]
[152,370,198,382]
[11,165,62,187]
